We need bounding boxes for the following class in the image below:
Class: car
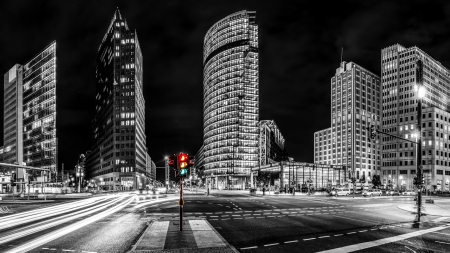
[363,189,382,197]
[387,190,400,196]
[402,190,415,196]
[334,188,351,196]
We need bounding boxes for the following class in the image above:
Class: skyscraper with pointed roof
[86,9,152,190]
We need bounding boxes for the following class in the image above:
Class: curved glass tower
[203,10,259,189]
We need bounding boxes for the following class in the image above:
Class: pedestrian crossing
[0,206,13,214]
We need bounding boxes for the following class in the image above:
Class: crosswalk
[0,206,13,214]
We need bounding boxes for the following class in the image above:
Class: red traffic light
[179,154,188,162]
[168,156,176,168]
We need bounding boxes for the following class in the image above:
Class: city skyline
[0,0,449,179]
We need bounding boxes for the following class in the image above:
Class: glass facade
[86,9,150,190]
[3,64,23,166]
[202,10,259,185]
[381,44,450,190]
[22,42,57,176]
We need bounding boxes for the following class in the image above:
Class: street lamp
[416,58,425,222]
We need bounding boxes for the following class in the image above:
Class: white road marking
[264,243,279,246]
[241,246,258,250]
[334,234,343,236]
[304,238,316,241]
[435,241,450,245]
[359,230,368,233]
[319,236,330,238]
[285,240,298,243]
[347,232,356,234]
[317,225,450,253]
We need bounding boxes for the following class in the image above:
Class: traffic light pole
[179,176,183,231]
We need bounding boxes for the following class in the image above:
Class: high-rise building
[86,9,150,190]
[201,10,259,189]
[381,44,450,191]
[2,41,57,180]
[315,62,382,183]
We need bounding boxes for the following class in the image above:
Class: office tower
[381,44,450,191]
[2,41,57,181]
[86,9,150,190]
[315,62,382,183]
[201,10,259,189]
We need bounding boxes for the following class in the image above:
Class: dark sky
[1,0,449,179]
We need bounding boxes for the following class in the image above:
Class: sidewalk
[398,203,450,216]
[129,219,238,252]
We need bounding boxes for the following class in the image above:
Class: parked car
[402,190,415,196]
[387,190,400,196]
[363,189,382,197]
[334,188,351,196]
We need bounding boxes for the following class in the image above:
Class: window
[437,170,443,175]
[400,170,407,174]
[410,170,416,174]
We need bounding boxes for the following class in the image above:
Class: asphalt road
[1,191,449,253]
[0,193,178,253]
[144,190,450,253]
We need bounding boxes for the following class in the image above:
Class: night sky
[1,0,449,181]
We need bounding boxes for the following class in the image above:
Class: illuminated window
[115,32,120,38]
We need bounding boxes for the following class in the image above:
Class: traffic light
[178,153,189,177]
[369,124,376,139]
[10,173,16,186]
[413,176,419,186]
[168,155,176,169]
[177,153,194,177]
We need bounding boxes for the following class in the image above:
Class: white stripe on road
[435,241,450,245]
[317,225,450,253]
[241,246,257,250]
[264,243,279,247]
[285,240,298,243]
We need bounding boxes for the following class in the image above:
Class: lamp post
[415,58,425,222]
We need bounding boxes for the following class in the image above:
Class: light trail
[133,196,178,210]
[0,196,126,245]
[0,196,111,223]
[6,196,135,253]
[0,196,117,229]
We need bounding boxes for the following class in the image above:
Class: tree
[372,175,381,189]
[360,174,366,184]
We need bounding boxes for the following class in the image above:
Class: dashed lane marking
[304,238,316,241]
[241,246,258,250]
[436,241,450,245]
[264,243,279,247]
[285,240,298,243]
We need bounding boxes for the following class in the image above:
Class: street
[0,191,449,252]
